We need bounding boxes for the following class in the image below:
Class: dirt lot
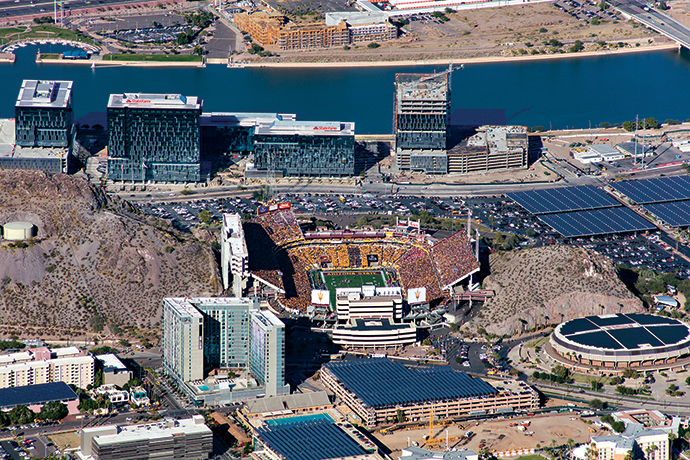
[47,431,80,451]
[376,413,608,458]
[241,1,664,63]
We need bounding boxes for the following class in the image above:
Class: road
[615,0,690,49]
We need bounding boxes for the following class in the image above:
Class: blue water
[2,44,690,133]
[264,413,334,425]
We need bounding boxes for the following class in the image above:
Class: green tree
[599,122,611,128]
[199,210,212,224]
[526,228,537,237]
[622,121,635,131]
[570,40,584,52]
[253,185,271,202]
[90,315,105,333]
[39,401,68,421]
[8,405,35,425]
[367,42,380,48]
[396,408,406,423]
[598,1,608,9]
[94,368,104,388]
[590,17,600,25]
[588,398,605,409]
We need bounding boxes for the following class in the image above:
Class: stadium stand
[430,232,479,288]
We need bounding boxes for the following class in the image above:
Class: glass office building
[107,93,202,182]
[15,80,74,148]
[253,120,355,176]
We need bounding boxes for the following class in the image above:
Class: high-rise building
[107,93,203,183]
[193,297,259,371]
[76,415,212,460]
[249,310,285,397]
[162,298,204,386]
[394,72,451,174]
[15,80,73,148]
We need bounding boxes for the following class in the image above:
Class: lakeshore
[24,41,679,68]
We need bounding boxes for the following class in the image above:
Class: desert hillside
[0,170,221,338]
[469,245,644,336]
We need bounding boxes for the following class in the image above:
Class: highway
[615,0,690,49]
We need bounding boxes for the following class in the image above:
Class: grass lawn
[108,53,202,62]
[39,53,62,60]
[515,455,545,460]
[0,27,27,39]
[318,270,387,306]
[0,25,94,44]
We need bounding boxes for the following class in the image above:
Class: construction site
[375,412,607,458]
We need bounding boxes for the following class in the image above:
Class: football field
[316,270,387,307]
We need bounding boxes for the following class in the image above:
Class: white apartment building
[590,412,679,460]
[162,298,205,385]
[0,346,94,389]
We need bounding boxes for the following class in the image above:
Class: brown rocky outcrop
[469,245,644,336]
[0,170,221,335]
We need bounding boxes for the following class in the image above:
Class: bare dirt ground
[665,0,690,28]
[240,2,666,64]
[376,413,607,457]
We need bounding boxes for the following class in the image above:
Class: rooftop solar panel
[646,325,690,346]
[587,315,635,327]
[508,185,620,215]
[625,313,677,326]
[611,176,690,204]
[608,328,664,349]
[0,382,78,409]
[643,200,690,227]
[538,207,656,238]
[558,318,600,336]
[324,358,497,408]
[569,330,624,350]
[256,419,368,460]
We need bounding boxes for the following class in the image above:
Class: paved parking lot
[135,191,690,277]
[552,0,620,23]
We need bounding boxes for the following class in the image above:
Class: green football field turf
[317,270,387,307]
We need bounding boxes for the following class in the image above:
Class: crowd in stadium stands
[430,232,480,288]
[396,247,443,301]
[250,210,304,247]
[336,245,349,268]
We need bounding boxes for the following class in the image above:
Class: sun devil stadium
[220,203,482,348]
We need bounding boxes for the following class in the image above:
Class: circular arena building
[549,313,690,372]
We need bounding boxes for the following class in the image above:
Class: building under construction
[447,125,528,174]
[394,72,451,174]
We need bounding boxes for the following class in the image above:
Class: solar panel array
[256,419,368,460]
[324,358,497,408]
[611,176,690,204]
[644,200,690,228]
[558,313,690,351]
[0,382,78,409]
[538,207,656,238]
[507,185,620,214]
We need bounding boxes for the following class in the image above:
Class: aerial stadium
[221,204,480,318]
[548,313,690,373]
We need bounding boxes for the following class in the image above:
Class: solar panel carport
[611,176,690,204]
[255,419,369,460]
[323,358,497,409]
[507,185,620,215]
[537,207,655,238]
[644,200,690,228]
